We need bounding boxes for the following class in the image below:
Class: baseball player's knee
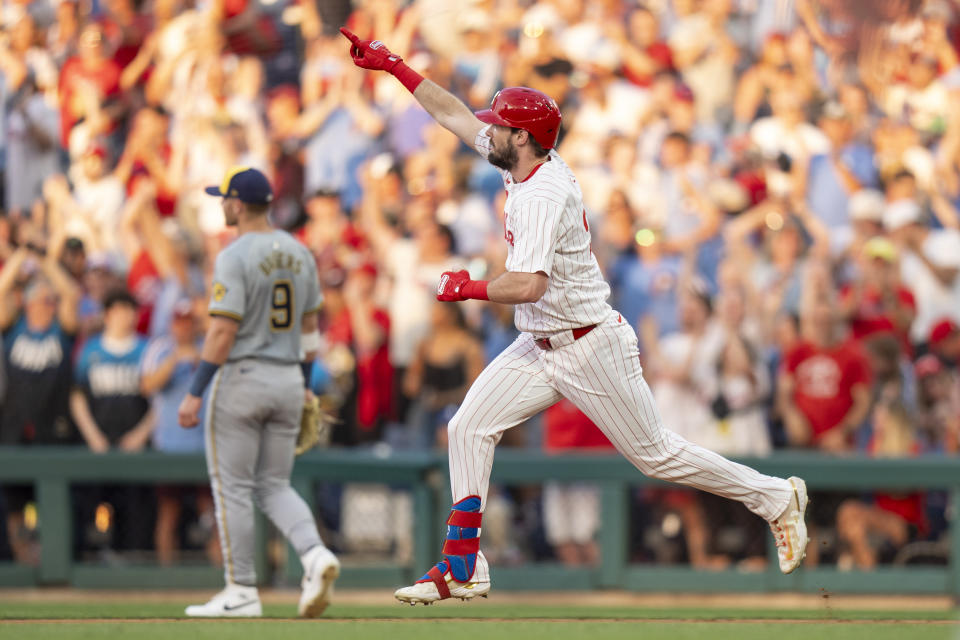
[446,412,474,447]
[252,481,289,508]
[615,434,675,478]
[629,432,694,478]
[636,451,673,477]
[218,473,254,495]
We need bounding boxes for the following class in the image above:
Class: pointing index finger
[339,27,359,44]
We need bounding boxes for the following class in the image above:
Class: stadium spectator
[927,319,960,368]
[0,247,80,449]
[404,302,484,449]
[46,0,81,65]
[0,246,80,564]
[117,179,172,334]
[648,281,741,570]
[614,6,673,88]
[43,144,125,264]
[778,297,872,452]
[879,53,950,137]
[4,74,60,218]
[322,263,393,444]
[114,107,181,218]
[610,225,683,351]
[360,180,460,423]
[541,400,614,567]
[140,299,220,566]
[57,22,122,152]
[639,131,722,289]
[0,12,58,99]
[667,0,738,125]
[101,0,151,70]
[733,32,793,130]
[4,0,960,572]
[913,354,960,452]
[804,101,878,234]
[836,400,927,570]
[749,87,829,165]
[839,237,916,351]
[701,286,771,456]
[70,288,152,555]
[841,189,887,264]
[883,199,960,345]
[71,288,150,453]
[300,58,384,207]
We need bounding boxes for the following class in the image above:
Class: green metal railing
[0,447,958,594]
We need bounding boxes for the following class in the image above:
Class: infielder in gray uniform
[177,166,339,618]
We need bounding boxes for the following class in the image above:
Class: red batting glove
[340,27,403,72]
[437,270,489,302]
[437,270,470,302]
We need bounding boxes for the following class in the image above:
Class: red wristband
[460,279,489,301]
[391,60,425,94]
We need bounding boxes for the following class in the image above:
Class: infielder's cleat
[394,574,491,604]
[770,476,810,574]
[185,584,262,617]
[298,545,340,618]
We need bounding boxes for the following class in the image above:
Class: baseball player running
[342,29,810,605]
[177,167,339,617]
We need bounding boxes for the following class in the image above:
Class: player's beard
[487,138,518,171]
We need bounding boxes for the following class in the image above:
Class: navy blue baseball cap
[205,166,274,205]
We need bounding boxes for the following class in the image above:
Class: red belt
[534,324,597,350]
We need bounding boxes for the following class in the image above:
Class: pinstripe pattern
[447,333,561,583]
[551,315,792,520]
[475,126,611,335]
[448,315,793,578]
[454,128,794,585]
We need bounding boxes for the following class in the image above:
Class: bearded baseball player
[341,29,809,605]
[177,167,339,617]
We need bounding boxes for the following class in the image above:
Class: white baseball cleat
[394,577,491,605]
[185,584,262,617]
[298,545,340,618]
[770,476,810,574]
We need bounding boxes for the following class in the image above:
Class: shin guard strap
[427,566,451,599]
[443,537,481,556]
[446,510,483,528]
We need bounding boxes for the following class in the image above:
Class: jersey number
[270,281,293,331]
[503,213,515,247]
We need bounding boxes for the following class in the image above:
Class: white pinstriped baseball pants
[447,310,793,583]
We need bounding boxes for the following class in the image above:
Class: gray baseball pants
[204,360,322,586]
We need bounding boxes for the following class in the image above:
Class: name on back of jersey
[258,250,304,277]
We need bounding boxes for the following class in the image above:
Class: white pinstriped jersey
[475,125,611,334]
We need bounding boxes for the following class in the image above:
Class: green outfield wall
[0,448,957,595]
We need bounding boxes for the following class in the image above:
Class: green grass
[5,622,957,640]
[1,602,957,640]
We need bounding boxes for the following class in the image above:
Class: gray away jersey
[208,230,321,363]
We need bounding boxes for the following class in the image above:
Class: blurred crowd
[1,0,960,572]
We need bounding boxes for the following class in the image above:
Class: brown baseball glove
[296,394,336,455]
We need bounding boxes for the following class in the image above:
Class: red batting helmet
[474,87,561,150]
